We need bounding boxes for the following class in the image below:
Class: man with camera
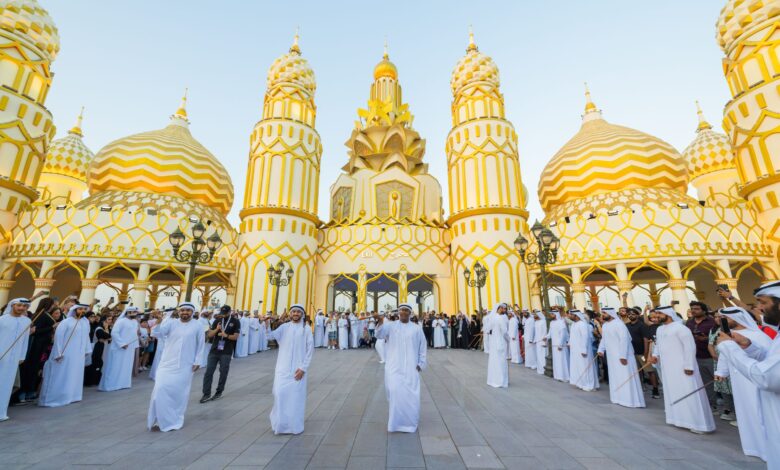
[200,305,240,403]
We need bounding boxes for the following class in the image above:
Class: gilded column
[571,267,587,310]
[666,259,689,316]
[614,263,635,307]
[718,2,780,263]
[447,31,529,312]
[0,2,59,249]
[131,263,150,309]
[79,260,102,304]
[398,265,408,307]
[30,259,55,310]
[235,34,321,311]
[714,259,739,300]
[357,265,367,313]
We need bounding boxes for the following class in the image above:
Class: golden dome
[682,102,735,180]
[0,0,59,61]
[88,94,234,215]
[538,89,688,213]
[716,0,780,53]
[450,29,500,95]
[267,32,316,93]
[42,108,94,181]
[373,42,398,80]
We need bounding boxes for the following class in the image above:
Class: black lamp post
[515,220,560,377]
[463,261,488,318]
[168,221,223,302]
[267,260,294,314]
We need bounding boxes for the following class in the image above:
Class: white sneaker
[729,420,738,428]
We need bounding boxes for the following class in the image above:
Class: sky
[44,0,729,226]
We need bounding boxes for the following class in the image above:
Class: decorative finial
[383,37,389,60]
[69,106,84,136]
[584,82,597,113]
[290,26,301,54]
[175,88,188,119]
[695,100,712,131]
[467,25,478,52]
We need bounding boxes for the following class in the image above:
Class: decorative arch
[629,259,672,281]
[581,264,619,282]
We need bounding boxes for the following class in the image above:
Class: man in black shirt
[201,305,240,403]
[625,307,659,398]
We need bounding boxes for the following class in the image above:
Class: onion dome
[538,85,688,213]
[717,0,780,53]
[266,31,316,93]
[373,41,398,80]
[682,102,735,179]
[450,28,500,95]
[88,92,234,215]
[42,107,94,181]
[0,0,59,61]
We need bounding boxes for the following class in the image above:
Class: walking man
[201,305,240,403]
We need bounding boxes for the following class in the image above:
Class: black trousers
[202,352,232,395]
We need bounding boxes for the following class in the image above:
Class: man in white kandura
[235,313,249,358]
[486,303,510,388]
[349,311,359,349]
[99,306,139,392]
[267,304,314,435]
[651,306,714,434]
[549,309,570,382]
[0,298,31,421]
[150,307,175,380]
[523,310,536,370]
[375,313,387,363]
[508,310,522,364]
[568,310,598,391]
[717,281,780,470]
[375,303,427,432]
[714,307,771,461]
[533,310,548,375]
[338,314,349,350]
[197,311,211,368]
[148,302,205,432]
[482,308,492,354]
[314,310,326,348]
[597,307,645,408]
[39,303,92,407]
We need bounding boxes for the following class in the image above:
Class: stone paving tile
[0,349,764,470]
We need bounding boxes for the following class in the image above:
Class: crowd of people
[0,283,778,468]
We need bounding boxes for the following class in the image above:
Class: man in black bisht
[422,313,434,348]
[201,305,240,403]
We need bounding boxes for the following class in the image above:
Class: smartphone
[717,284,729,292]
[671,300,679,306]
[119,300,129,305]
[720,317,731,336]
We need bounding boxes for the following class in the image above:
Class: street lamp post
[267,260,294,314]
[463,261,489,317]
[168,221,223,303]
[514,220,560,377]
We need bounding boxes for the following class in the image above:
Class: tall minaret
[235,33,322,312]
[0,0,59,245]
[718,1,780,266]
[446,30,529,311]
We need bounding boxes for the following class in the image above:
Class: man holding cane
[0,298,31,420]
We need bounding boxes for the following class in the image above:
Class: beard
[764,300,780,327]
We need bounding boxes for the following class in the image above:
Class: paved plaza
[0,348,764,469]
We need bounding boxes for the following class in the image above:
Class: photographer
[200,305,240,403]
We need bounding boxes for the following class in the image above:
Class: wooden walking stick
[614,360,655,392]
[0,307,54,362]
[672,379,716,405]
[573,354,599,385]
[54,316,85,361]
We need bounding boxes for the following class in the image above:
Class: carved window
[376,181,414,219]
[331,186,352,220]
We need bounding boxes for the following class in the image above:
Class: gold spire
[695,100,712,131]
[584,82,597,113]
[383,37,389,60]
[373,39,397,80]
[69,106,84,136]
[467,25,478,52]
[290,26,301,54]
[175,88,188,119]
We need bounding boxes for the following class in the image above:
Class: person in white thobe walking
[0,298,31,421]
[99,306,139,392]
[486,303,509,388]
[267,304,314,435]
[533,310,548,375]
[717,281,780,470]
[597,307,645,408]
[714,307,771,461]
[375,304,427,432]
[549,310,570,382]
[248,314,261,354]
[150,308,175,381]
[568,310,599,391]
[235,313,249,358]
[314,310,326,348]
[508,310,522,364]
[523,311,537,369]
[338,314,349,350]
[39,304,92,407]
[148,302,205,432]
[433,316,446,349]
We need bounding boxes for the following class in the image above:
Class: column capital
[530,287,541,296]
[225,286,236,296]
[81,278,101,289]
[714,278,738,290]
[33,278,56,289]
[134,280,151,289]
[0,279,14,290]
[667,279,687,290]
[615,280,634,291]
[571,282,586,294]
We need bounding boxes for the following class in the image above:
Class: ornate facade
[0,0,777,317]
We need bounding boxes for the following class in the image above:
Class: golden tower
[446,30,529,311]
[0,0,59,245]
[718,0,780,261]
[235,34,322,311]
[37,108,94,204]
